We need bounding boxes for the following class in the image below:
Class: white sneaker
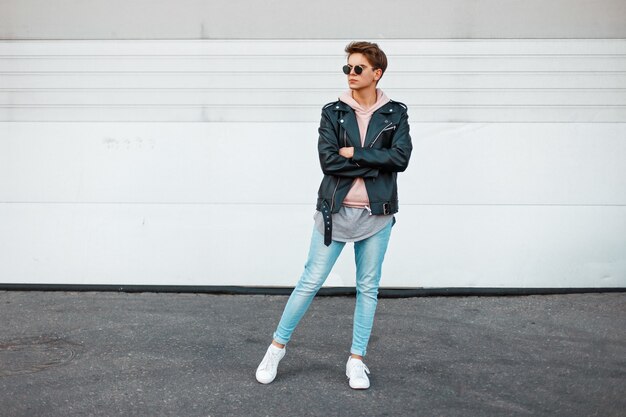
[255,344,286,384]
[346,357,370,389]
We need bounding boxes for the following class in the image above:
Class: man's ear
[374,68,383,81]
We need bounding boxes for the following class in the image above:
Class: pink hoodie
[339,89,390,208]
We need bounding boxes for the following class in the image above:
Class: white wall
[1,38,625,288]
[1,0,625,289]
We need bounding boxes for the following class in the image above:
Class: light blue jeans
[272,221,392,356]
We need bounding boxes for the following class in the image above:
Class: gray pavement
[0,290,625,417]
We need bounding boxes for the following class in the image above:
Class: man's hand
[339,147,354,158]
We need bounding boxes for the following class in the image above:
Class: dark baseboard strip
[0,284,624,297]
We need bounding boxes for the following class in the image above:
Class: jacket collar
[330,100,396,114]
[332,100,396,148]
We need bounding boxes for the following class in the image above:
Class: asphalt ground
[0,291,624,417]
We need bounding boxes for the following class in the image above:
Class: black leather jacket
[315,99,412,245]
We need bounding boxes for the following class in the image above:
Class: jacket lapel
[363,107,393,148]
[334,106,361,148]
[334,101,395,148]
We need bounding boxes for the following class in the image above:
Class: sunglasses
[342,64,369,75]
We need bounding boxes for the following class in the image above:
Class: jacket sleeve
[351,110,412,172]
[318,110,379,178]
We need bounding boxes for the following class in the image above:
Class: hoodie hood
[339,88,390,116]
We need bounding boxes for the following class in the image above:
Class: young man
[256,41,412,389]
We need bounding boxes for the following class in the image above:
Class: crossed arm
[317,112,379,178]
[317,110,412,176]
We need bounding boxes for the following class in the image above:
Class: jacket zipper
[330,177,339,211]
[331,126,348,212]
[369,123,395,148]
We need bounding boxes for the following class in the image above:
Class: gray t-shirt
[314,205,393,243]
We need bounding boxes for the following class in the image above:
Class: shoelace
[350,360,370,377]
[260,350,281,372]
